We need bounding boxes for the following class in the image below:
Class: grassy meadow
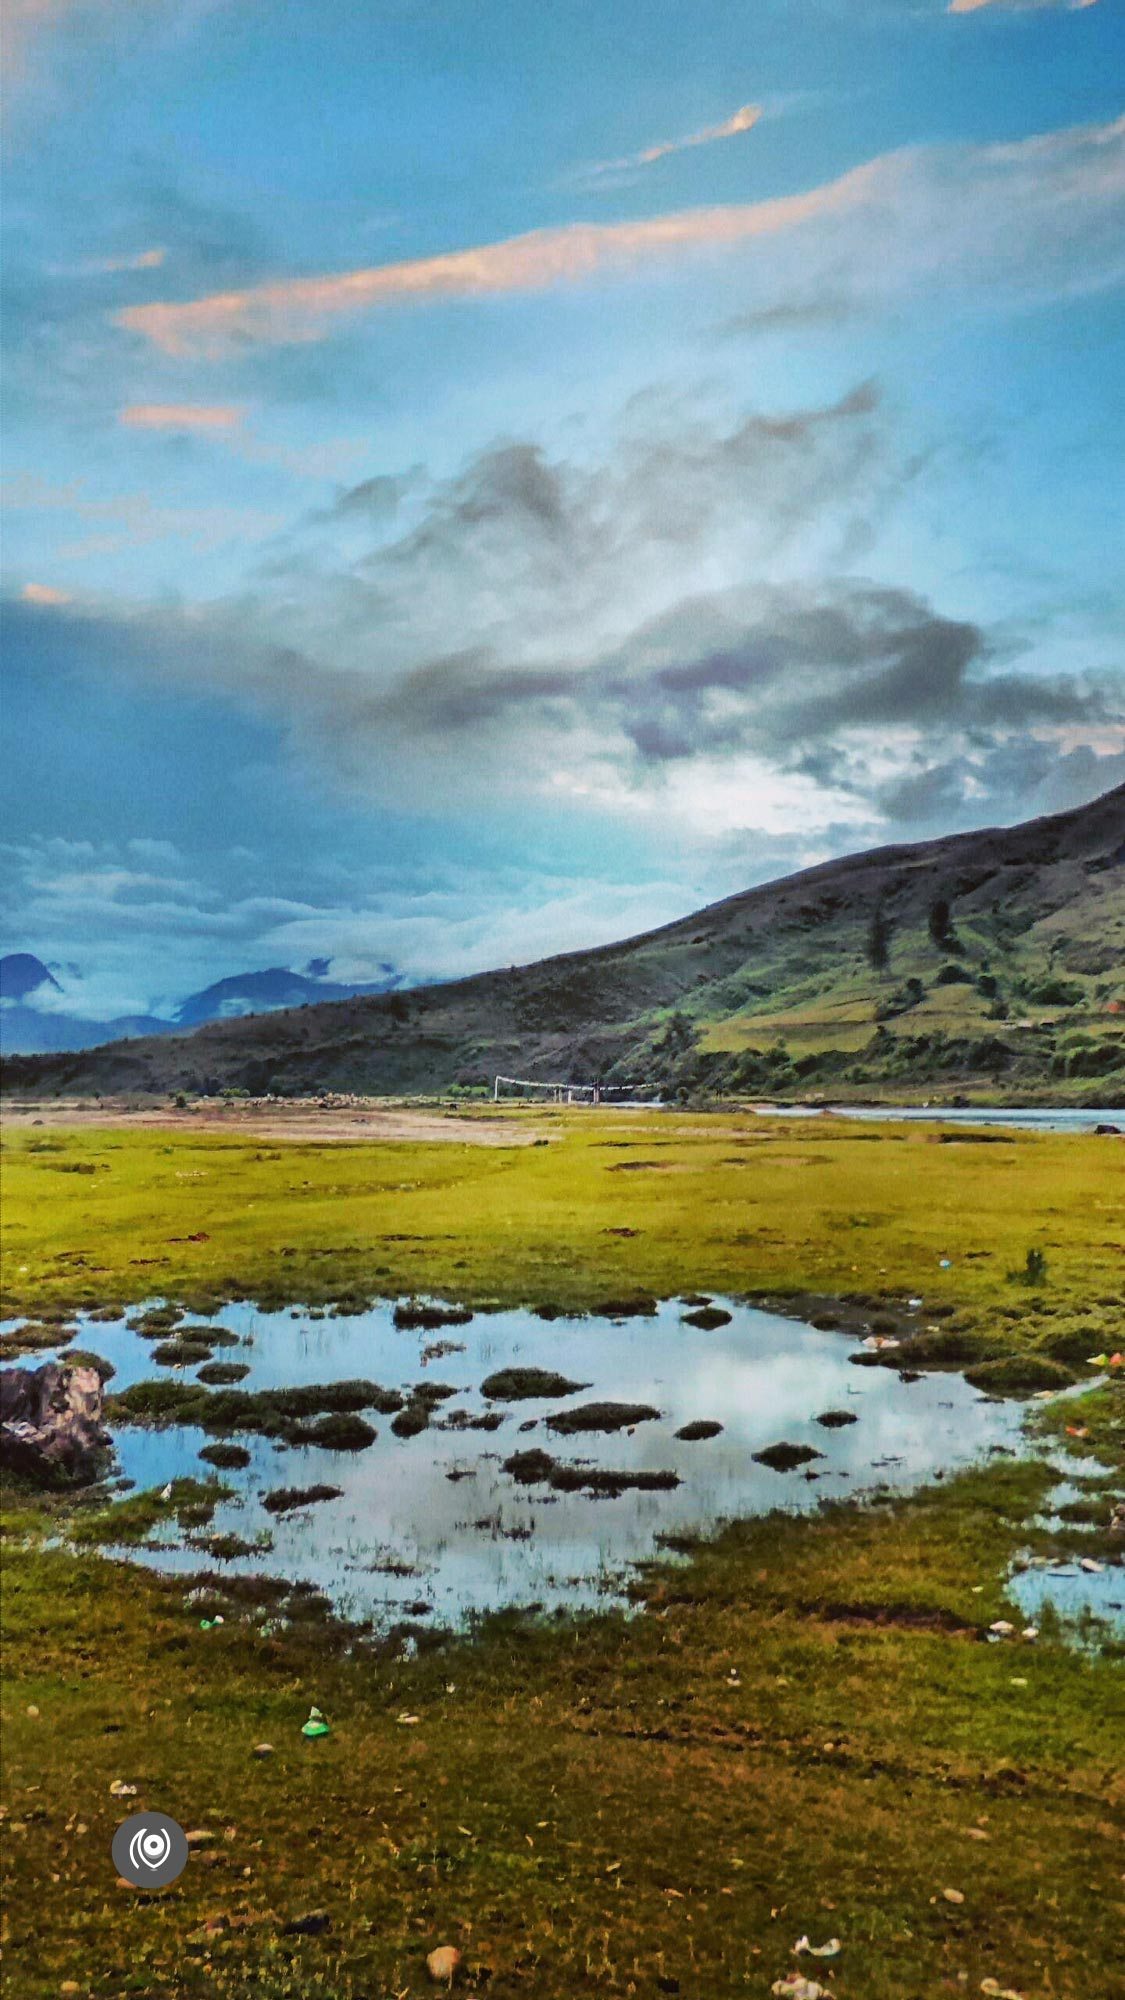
[1,1107,1122,1997]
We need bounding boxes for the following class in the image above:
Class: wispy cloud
[50,247,167,277]
[113,114,1125,358]
[586,101,762,178]
[20,581,72,605]
[949,0,1098,12]
[119,402,244,431]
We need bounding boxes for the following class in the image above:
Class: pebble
[252,1743,274,1758]
[942,1887,965,1905]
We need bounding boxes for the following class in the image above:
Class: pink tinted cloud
[114,168,866,357]
[590,101,762,176]
[113,113,1124,360]
[949,0,1097,12]
[119,403,245,430]
[20,581,72,604]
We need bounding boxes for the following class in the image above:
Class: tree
[929,896,953,948]
[866,903,892,971]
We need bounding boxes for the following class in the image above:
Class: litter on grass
[793,1935,841,1957]
[301,1706,331,1739]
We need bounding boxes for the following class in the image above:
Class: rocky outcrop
[0,1361,110,1485]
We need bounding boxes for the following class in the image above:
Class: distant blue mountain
[0,955,403,1055]
[0,953,61,1002]
[174,963,401,1027]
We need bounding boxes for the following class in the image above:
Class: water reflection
[21,1295,1032,1629]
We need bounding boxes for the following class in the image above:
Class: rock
[681,1306,732,1330]
[184,1828,217,1847]
[942,1886,965,1904]
[252,1743,274,1758]
[0,1362,110,1485]
[426,1944,462,1984]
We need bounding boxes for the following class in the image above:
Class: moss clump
[195,1362,251,1386]
[127,1307,183,1335]
[107,1376,403,1438]
[152,1337,215,1366]
[502,1448,680,1496]
[287,1413,376,1450]
[964,1354,1074,1395]
[2,1322,75,1357]
[198,1441,251,1470]
[816,1409,858,1428]
[682,1305,733,1330]
[262,1483,342,1514]
[392,1299,473,1330]
[546,1401,661,1435]
[480,1367,589,1401]
[752,1441,825,1472]
[391,1403,431,1438]
[674,1420,723,1442]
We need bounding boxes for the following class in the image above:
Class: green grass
[1,1115,1123,1995]
[1,1114,1122,1362]
[2,1452,1121,1998]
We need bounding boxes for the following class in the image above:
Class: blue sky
[2,0,1123,1017]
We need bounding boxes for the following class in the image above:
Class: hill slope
[4,785,1123,1102]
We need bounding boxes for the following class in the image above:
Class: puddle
[2,1296,1037,1630]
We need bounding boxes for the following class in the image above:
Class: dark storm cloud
[366,577,1101,782]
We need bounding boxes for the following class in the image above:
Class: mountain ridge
[0,958,403,1056]
[3,784,1122,1100]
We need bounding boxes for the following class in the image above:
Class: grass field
[1,1110,1122,1997]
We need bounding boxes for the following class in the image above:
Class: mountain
[0,957,402,1056]
[0,1005,172,1058]
[174,964,401,1027]
[0,954,61,1003]
[3,785,1123,1100]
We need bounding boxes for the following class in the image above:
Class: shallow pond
[758,1105,1125,1133]
[5,1295,1042,1631]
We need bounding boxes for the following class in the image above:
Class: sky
[2,0,1124,1020]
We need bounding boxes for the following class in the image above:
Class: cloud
[586,102,762,178]
[20,581,72,604]
[112,113,1125,357]
[1,0,75,85]
[51,248,167,277]
[2,1,235,101]
[949,0,1098,13]
[32,373,1116,864]
[119,402,245,431]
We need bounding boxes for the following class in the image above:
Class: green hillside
[4,784,1123,1103]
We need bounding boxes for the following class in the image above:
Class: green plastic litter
[301,1705,331,1739]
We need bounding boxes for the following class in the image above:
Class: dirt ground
[0,1094,549,1146]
